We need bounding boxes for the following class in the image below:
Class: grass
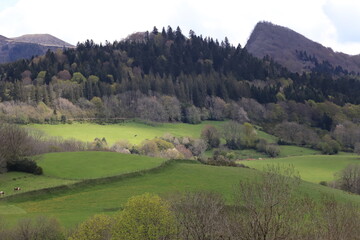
[0,172,77,197]
[28,121,226,145]
[278,145,320,157]
[1,160,360,228]
[2,122,357,228]
[239,153,360,183]
[37,152,166,180]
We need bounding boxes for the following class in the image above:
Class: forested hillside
[1,26,359,106]
[0,26,359,152]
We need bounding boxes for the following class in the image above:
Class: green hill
[1,159,360,227]
[38,151,165,179]
[240,153,360,183]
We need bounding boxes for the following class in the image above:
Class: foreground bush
[0,216,64,240]
[111,193,178,240]
[7,157,43,175]
[69,214,113,240]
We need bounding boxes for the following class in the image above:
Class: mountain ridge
[12,34,74,48]
[245,21,360,73]
[0,33,74,63]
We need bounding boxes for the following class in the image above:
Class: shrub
[265,144,280,157]
[112,193,178,240]
[159,148,184,159]
[201,125,220,149]
[7,158,43,175]
[318,135,341,155]
[256,138,268,152]
[184,105,201,124]
[110,140,132,154]
[12,216,64,240]
[204,149,238,167]
[175,145,193,159]
[139,140,159,157]
[69,214,113,240]
[222,121,243,149]
[335,164,360,194]
[152,138,174,151]
[168,191,230,240]
[92,137,108,150]
[319,181,328,186]
[188,139,207,156]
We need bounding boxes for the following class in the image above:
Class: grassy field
[38,152,166,179]
[239,153,360,183]
[1,160,360,228]
[29,121,319,158]
[0,172,77,197]
[1,122,357,229]
[28,121,226,145]
[278,145,320,157]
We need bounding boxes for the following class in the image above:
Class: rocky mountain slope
[245,21,360,73]
[0,34,74,63]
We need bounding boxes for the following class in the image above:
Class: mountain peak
[245,21,360,73]
[13,34,74,48]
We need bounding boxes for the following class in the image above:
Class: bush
[335,164,360,194]
[256,139,268,152]
[175,145,193,159]
[201,125,220,149]
[265,144,280,157]
[7,158,43,175]
[139,140,159,157]
[204,149,238,167]
[112,193,178,240]
[188,139,207,156]
[159,148,184,159]
[11,216,64,240]
[69,214,113,240]
[110,140,132,154]
[152,138,174,151]
[318,136,340,155]
[319,181,328,186]
[256,139,280,157]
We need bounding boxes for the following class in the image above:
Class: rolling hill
[245,21,360,73]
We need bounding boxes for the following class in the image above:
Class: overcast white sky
[0,0,359,55]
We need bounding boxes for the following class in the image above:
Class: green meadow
[1,159,360,228]
[0,122,359,229]
[239,153,360,183]
[38,152,166,179]
[0,172,77,197]
[28,121,226,145]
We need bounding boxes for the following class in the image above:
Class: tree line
[1,26,360,106]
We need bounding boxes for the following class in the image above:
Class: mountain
[13,34,74,48]
[0,34,74,63]
[245,21,360,73]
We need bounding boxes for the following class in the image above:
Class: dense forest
[0,26,359,153]
[1,26,360,105]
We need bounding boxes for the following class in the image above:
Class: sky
[0,0,359,55]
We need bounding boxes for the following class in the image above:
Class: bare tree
[205,96,226,121]
[201,125,220,149]
[136,96,168,122]
[315,195,360,240]
[335,164,360,194]
[0,124,34,171]
[232,165,303,240]
[169,191,230,240]
[222,121,242,149]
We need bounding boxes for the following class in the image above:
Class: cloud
[323,0,360,43]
